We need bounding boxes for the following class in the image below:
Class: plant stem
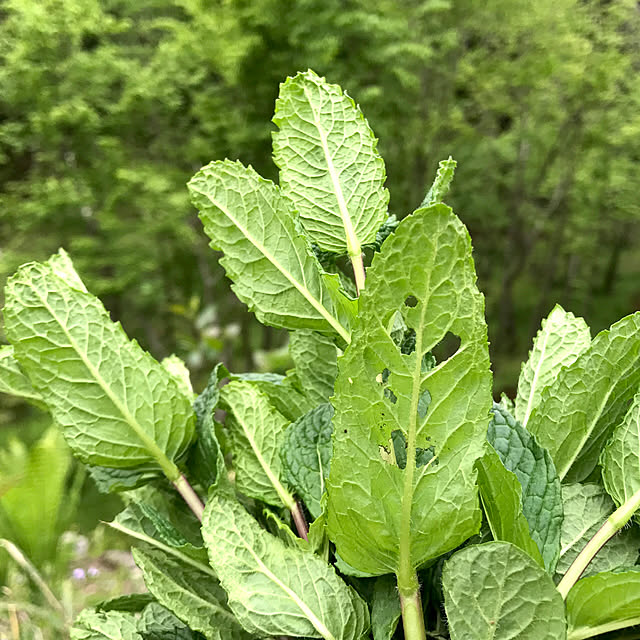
[399,584,427,640]
[557,486,640,599]
[173,474,205,522]
[0,539,65,618]
[291,501,309,541]
[350,252,366,295]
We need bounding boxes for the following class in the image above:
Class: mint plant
[2,70,640,640]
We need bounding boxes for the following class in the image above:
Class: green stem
[399,582,427,640]
[350,252,366,295]
[173,474,205,522]
[557,486,640,599]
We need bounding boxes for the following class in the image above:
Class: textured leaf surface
[476,447,543,566]
[601,391,640,518]
[139,603,203,640]
[188,160,351,341]
[371,576,401,640]
[202,496,370,640]
[133,548,248,640]
[527,312,640,481]
[566,569,640,640]
[71,610,142,640]
[281,403,333,519]
[420,157,457,208]
[222,380,294,509]
[555,483,640,579]
[3,262,195,471]
[273,70,388,255]
[161,355,194,399]
[488,405,563,571]
[45,248,88,292]
[289,330,338,405]
[515,305,590,427]
[443,542,567,640]
[327,204,492,574]
[88,466,161,494]
[0,345,46,408]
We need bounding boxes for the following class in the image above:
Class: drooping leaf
[202,496,370,640]
[273,69,388,256]
[555,483,640,579]
[515,305,590,427]
[0,345,46,409]
[139,603,204,640]
[221,380,295,509]
[443,542,567,640]
[565,569,640,640]
[371,575,401,640]
[88,466,161,494]
[327,204,492,575]
[230,371,313,421]
[188,160,352,342]
[289,330,339,405]
[601,391,640,519]
[281,403,333,519]
[526,312,640,481]
[420,157,457,209]
[188,364,230,494]
[71,610,142,640]
[3,262,196,475]
[476,447,544,566]
[45,248,88,293]
[488,404,563,572]
[96,594,156,613]
[133,548,249,640]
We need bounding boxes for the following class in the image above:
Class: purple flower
[72,568,86,580]
[87,566,99,577]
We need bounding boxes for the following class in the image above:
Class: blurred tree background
[1,0,639,396]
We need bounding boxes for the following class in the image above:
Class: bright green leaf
[515,305,590,427]
[188,160,352,342]
[273,69,388,256]
[133,548,249,640]
[161,355,194,400]
[0,345,46,409]
[420,157,457,208]
[221,380,295,509]
[526,312,640,481]
[488,405,563,572]
[71,610,142,640]
[202,496,370,640]
[45,248,88,293]
[476,447,544,566]
[88,466,161,494]
[289,330,339,405]
[281,403,333,519]
[601,391,640,519]
[443,542,567,640]
[139,602,203,640]
[555,483,640,579]
[566,569,640,640]
[3,262,195,476]
[327,204,492,575]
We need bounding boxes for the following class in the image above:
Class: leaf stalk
[173,474,205,522]
[350,252,366,295]
[557,486,640,599]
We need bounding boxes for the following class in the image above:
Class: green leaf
[161,355,194,400]
[371,575,401,640]
[443,542,567,640]
[281,403,333,519]
[488,405,563,572]
[420,157,457,208]
[3,262,195,477]
[476,447,544,566]
[188,364,229,494]
[515,304,590,427]
[601,391,640,518]
[273,69,388,256]
[114,502,208,563]
[133,548,249,640]
[289,330,339,405]
[88,466,161,494]
[45,248,88,293]
[139,603,204,640]
[555,483,640,579]
[71,610,142,640]
[202,496,370,640]
[231,371,313,421]
[526,312,640,481]
[0,345,46,409]
[188,160,351,342]
[221,380,295,509]
[96,594,156,613]
[327,204,492,575]
[566,569,640,640]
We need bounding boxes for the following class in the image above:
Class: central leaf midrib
[29,279,177,477]
[196,187,350,344]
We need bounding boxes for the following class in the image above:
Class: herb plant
[2,70,640,640]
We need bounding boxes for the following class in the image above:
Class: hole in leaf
[404,295,418,308]
[384,388,398,404]
[417,390,431,420]
[431,332,462,364]
[421,352,436,373]
[400,328,416,355]
[391,430,407,469]
[416,446,437,467]
[379,430,438,469]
